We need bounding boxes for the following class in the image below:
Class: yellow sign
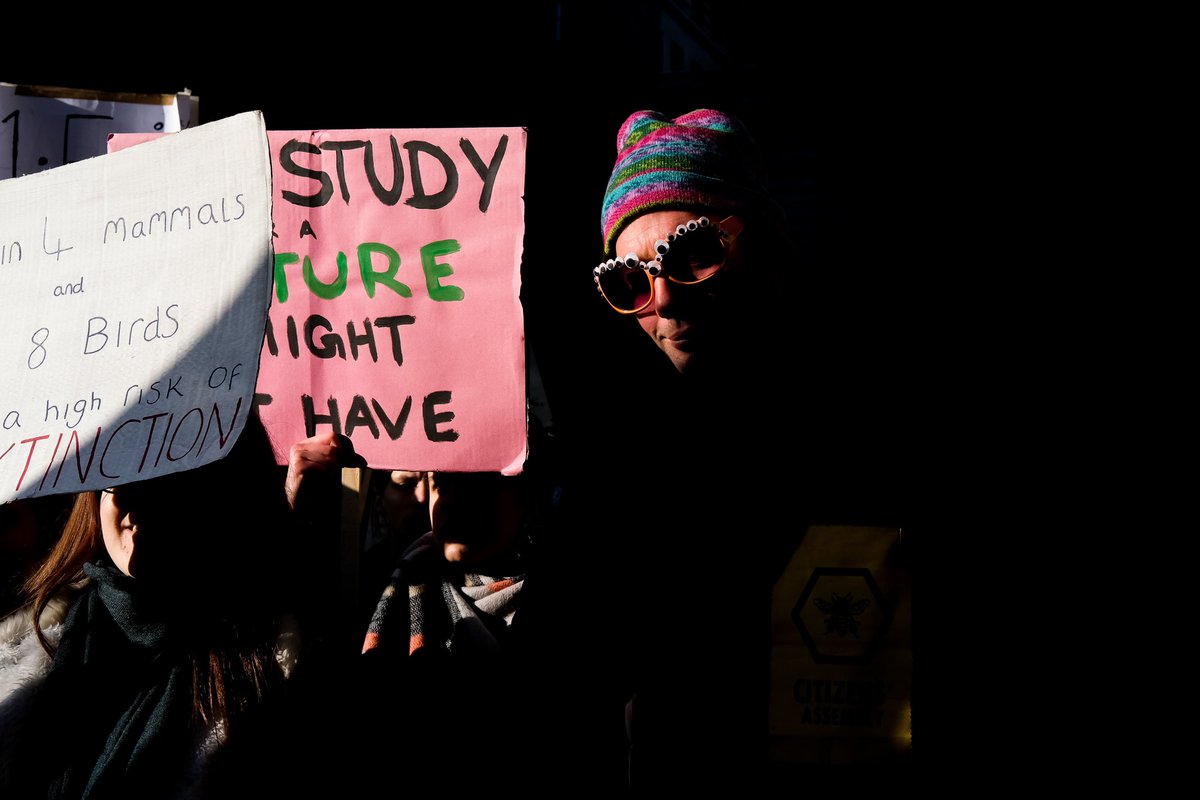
[768,525,911,764]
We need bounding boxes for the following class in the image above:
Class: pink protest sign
[112,127,527,474]
[263,129,527,473]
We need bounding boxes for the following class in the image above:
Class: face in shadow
[380,470,431,545]
[99,481,193,579]
[97,468,230,584]
[614,210,746,374]
[427,472,525,567]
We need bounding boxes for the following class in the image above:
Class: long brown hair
[21,411,291,729]
[23,491,99,654]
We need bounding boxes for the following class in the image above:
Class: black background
[8,5,922,521]
[8,0,942,767]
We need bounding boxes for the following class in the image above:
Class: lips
[662,329,697,351]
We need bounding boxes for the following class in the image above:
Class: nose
[652,276,677,318]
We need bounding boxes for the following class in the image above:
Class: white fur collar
[0,591,74,705]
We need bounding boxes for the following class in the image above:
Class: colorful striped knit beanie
[600,109,774,258]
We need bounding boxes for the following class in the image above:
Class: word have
[280,134,509,213]
[265,314,415,368]
[298,390,458,442]
[274,240,463,304]
[1,397,244,494]
[103,194,246,244]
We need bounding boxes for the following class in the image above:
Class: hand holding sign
[285,431,366,512]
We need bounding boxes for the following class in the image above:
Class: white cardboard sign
[0,111,273,502]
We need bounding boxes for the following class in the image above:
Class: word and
[53,276,84,296]
[279,134,509,213]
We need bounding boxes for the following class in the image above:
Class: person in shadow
[0,411,298,800]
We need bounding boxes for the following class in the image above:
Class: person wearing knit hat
[586,110,803,792]
[594,109,788,374]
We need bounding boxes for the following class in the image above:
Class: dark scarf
[10,562,195,800]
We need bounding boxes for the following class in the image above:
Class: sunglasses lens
[104,482,151,507]
[599,266,652,312]
[663,228,727,284]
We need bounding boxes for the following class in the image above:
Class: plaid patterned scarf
[362,532,524,657]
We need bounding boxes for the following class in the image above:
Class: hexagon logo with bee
[791,567,892,665]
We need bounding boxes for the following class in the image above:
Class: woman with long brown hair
[0,411,296,799]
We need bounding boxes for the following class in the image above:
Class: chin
[661,346,697,374]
